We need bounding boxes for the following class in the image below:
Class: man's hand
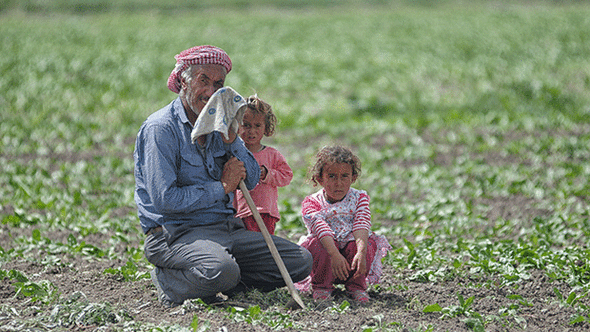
[222,127,237,144]
[221,157,245,193]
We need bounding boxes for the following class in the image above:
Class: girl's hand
[260,165,268,180]
[319,236,350,280]
[330,252,351,281]
[351,229,369,280]
[351,252,367,280]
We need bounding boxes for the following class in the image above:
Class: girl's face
[239,109,266,151]
[318,162,357,203]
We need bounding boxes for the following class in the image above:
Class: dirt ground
[1,218,587,332]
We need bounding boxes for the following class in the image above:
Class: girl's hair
[309,145,361,186]
[245,94,277,137]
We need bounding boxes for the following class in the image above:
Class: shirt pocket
[178,145,204,186]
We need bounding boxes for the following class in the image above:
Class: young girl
[233,95,293,235]
[295,146,391,303]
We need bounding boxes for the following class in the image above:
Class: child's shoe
[346,289,370,304]
[312,289,333,301]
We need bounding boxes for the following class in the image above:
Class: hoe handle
[238,180,306,309]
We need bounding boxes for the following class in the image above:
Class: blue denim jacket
[134,97,260,234]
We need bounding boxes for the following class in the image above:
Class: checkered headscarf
[166,45,232,94]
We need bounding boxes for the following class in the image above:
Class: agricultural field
[2,0,590,331]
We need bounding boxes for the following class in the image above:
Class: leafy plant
[2,1,590,331]
[430,293,486,331]
[190,315,211,332]
[331,300,351,313]
[2,269,59,304]
[104,260,150,281]
[48,292,133,328]
[225,305,294,329]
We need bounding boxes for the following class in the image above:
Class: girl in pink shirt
[234,95,293,235]
[295,146,391,303]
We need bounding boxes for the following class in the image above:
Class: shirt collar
[173,97,192,126]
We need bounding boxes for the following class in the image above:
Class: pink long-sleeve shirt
[301,187,371,245]
[234,146,293,220]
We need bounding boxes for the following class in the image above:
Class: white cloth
[191,86,247,143]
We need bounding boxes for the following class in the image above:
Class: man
[134,45,312,307]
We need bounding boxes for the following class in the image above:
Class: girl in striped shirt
[296,146,391,303]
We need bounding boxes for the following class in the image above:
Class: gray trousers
[144,217,312,304]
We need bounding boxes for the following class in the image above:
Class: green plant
[331,300,351,313]
[2,2,590,330]
[3,269,60,304]
[225,305,294,329]
[104,260,150,281]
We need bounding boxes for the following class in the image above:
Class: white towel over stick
[191,86,247,143]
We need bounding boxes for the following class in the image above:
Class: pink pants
[242,213,278,235]
[304,236,377,292]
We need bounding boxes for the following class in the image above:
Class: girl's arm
[260,150,293,187]
[351,229,369,279]
[301,195,334,239]
[320,236,351,281]
[351,191,372,279]
[351,191,371,232]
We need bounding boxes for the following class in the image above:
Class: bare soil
[1,219,587,332]
[2,129,589,331]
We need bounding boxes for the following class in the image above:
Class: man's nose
[204,84,217,97]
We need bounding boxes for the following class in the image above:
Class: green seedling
[3,3,590,331]
[331,300,351,313]
[190,315,211,332]
[103,260,150,281]
[225,305,294,329]
[3,269,58,304]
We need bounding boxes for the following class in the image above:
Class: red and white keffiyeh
[167,45,232,94]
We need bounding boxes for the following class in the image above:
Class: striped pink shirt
[301,187,371,244]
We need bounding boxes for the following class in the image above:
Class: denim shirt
[134,97,260,234]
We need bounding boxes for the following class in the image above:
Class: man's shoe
[150,268,182,308]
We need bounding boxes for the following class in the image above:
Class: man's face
[181,64,227,115]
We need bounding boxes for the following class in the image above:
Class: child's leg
[342,237,378,292]
[241,215,259,232]
[303,237,336,291]
[261,214,278,235]
[241,214,278,235]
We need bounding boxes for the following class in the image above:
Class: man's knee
[292,247,313,283]
[188,256,241,292]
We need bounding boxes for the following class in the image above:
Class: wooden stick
[238,180,306,309]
